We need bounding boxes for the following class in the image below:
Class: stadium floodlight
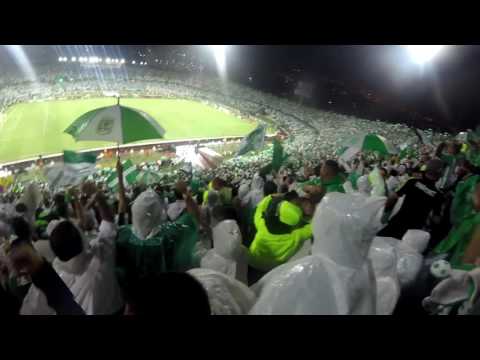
[405,45,445,65]
[208,45,227,78]
[71,57,77,62]
[58,57,63,62]
[132,60,136,65]
[106,57,111,64]
[120,58,125,64]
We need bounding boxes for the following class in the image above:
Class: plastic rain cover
[249,193,385,315]
[188,268,256,315]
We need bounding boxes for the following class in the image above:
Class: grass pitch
[0,98,257,163]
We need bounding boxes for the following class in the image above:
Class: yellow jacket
[248,195,312,271]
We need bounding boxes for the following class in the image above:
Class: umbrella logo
[97,118,114,135]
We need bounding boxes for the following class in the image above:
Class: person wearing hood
[117,187,200,292]
[20,186,124,315]
[188,268,256,315]
[249,192,386,315]
[241,174,265,209]
[200,219,248,284]
[167,186,187,222]
[247,191,312,281]
[203,177,232,207]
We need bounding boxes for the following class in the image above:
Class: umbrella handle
[117,142,120,159]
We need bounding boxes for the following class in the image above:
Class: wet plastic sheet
[188,268,256,315]
[250,193,385,315]
[200,220,248,284]
[368,238,400,315]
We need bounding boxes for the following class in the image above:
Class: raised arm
[116,158,128,216]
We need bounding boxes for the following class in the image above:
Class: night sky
[2,45,479,132]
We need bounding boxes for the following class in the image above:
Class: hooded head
[207,190,221,208]
[237,183,250,201]
[131,189,166,240]
[401,229,430,253]
[279,201,302,227]
[212,220,242,259]
[251,175,264,192]
[312,193,386,269]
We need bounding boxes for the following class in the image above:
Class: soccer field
[0,98,257,163]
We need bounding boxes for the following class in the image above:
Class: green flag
[237,125,266,156]
[45,150,97,189]
[271,138,289,172]
[106,159,139,189]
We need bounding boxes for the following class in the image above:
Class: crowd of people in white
[1,65,478,315]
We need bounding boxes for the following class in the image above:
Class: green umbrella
[64,99,165,145]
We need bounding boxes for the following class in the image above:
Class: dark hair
[324,160,340,174]
[127,272,211,315]
[264,181,278,196]
[49,221,83,261]
[15,203,28,214]
[10,216,31,243]
[389,169,398,177]
[284,190,299,202]
[313,164,322,177]
[212,206,237,223]
[174,188,184,201]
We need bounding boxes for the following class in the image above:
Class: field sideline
[0,98,257,163]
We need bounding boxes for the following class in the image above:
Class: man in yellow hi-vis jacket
[248,193,312,277]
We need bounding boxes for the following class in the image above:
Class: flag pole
[116,96,120,159]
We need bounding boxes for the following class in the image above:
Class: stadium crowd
[1,66,480,315]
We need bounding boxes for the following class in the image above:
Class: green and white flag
[237,125,266,156]
[45,150,97,189]
[106,159,139,189]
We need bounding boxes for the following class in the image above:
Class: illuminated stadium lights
[132,60,136,64]
[405,45,445,65]
[71,57,77,62]
[105,57,111,64]
[208,45,228,78]
[120,59,125,64]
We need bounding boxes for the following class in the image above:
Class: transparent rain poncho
[200,220,248,284]
[250,193,388,315]
[131,189,167,240]
[188,268,256,315]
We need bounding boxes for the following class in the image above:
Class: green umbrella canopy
[64,102,165,144]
